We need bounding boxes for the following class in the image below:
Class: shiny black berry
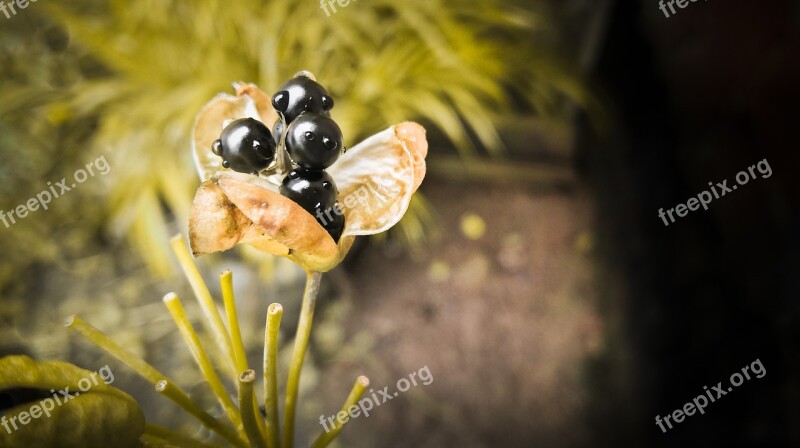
[285,113,343,170]
[280,168,338,215]
[280,168,345,241]
[212,118,276,174]
[320,204,345,242]
[271,75,334,124]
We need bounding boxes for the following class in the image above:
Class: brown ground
[309,179,604,448]
[2,175,606,448]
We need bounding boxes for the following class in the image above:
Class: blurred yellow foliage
[0,0,588,279]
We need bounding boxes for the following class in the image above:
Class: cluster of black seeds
[211,73,346,241]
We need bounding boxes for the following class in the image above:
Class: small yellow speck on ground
[460,213,486,240]
[574,231,594,254]
[428,260,451,282]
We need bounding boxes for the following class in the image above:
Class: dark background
[580,0,800,446]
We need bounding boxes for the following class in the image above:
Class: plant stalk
[282,270,322,448]
[238,370,267,448]
[264,303,283,448]
[163,293,244,437]
[310,376,370,448]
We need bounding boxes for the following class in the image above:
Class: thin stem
[310,376,370,448]
[238,370,267,448]
[282,270,322,448]
[221,270,249,373]
[264,303,283,448]
[65,315,245,447]
[221,270,268,440]
[142,423,224,448]
[155,380,246,448]
[170,235,238,380]
[66,315,169,385]
[163,292,244,436]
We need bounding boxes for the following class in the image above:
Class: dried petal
[190,173,355,271]
[188,179,252,255]
[328,122,428,237]
[192,84,279,182]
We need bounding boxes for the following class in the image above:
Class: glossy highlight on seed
[271,74,334,125]
[212,118,276,174]
[285,113,343,170]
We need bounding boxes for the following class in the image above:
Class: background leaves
[0,0,587,277]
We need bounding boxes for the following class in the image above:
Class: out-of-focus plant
[0,18,106,295]
[61,238,371,447]
[0,356,145,447]
[1,0,588,277]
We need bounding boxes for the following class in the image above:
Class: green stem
[282,270,322,448]
[221,270,249,373]
[264,303,284,448]
[238,370,267,448]
[65,315,245,447]
[223,270,268,440]
[170,235,238,381]
[310,376,370,448]
[155,380,246,448]
[163,293,244,437]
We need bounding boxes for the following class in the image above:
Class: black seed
[279,168,344,242]
[271,76,333,124]
[280,168,338,215]
[214,118,276,173]
[285,113,343,170]
[272,91,289,112]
